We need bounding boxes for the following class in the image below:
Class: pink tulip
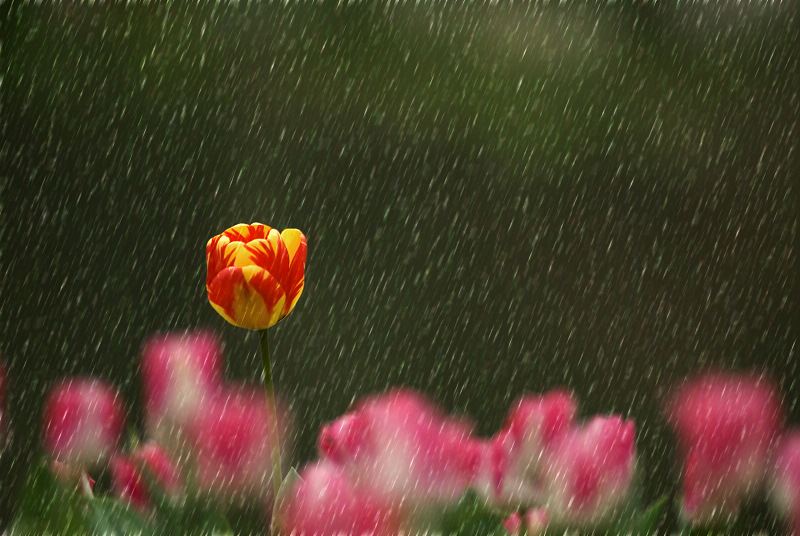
[186,385,290,504]
[318,389,479,517]
[110,443,182,510]
[502,512,522,535]
[479,390,577,507]
[667,373,782,525]
[770,432,800,535]
[540,416,636,528]
[141,330,223,444]
[42,379,125,468]
[274,461,402,536]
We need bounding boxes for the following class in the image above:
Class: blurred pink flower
[110,443,182,510]
[667,373,782,525]
[186,385,290,504]
[42,378,125,468]
[770,432,800,535]
[540,415,636,528]
[502,508,549,536]
[481,390,577,507]
[274,461,402,536]
[141,331,223,445]
[317,389,479,519]
[502,511,522,535]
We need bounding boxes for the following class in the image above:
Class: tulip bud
[770,432,800,535]
[488,390,577,507]
[275,461,402,536]
[540,416,636,528]
[43,379,125,468]
[186,385,290,504]
[667,373,782,525]
[141,331,223,446]
[206,223,307,330]
[503,512,522,535]
[110,443,182,510]
[317,389,479,521]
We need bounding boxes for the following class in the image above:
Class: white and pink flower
[667,373,782,525]
[318,389,479,519]
[185,385,290,504]
[140,330,223,445]
[481,390,577,507]
[274,461,402,536]
[42,378,125,468]
[540,415,636,528]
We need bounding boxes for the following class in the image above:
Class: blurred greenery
[2,3,796,532]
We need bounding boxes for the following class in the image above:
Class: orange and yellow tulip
[206,223,307,330]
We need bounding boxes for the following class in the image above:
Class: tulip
[274,461,402,536]
[42,379,125,468]
[140,330,223,446]
[770,432,800,535]
[540,416,636,528]
[318,389,479,522]
[110,443,182,510]
[479,390,577,507]
[206,223,306,330]
[186,385,290,504]
[206,222,307,496]
[502,512,522,535]
[667,373,782,525]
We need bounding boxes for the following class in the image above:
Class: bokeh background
[2,2,797,530]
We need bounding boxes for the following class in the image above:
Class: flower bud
[274,461,402,536]
[43,379,125,468]
[206,223,307,330]
[110,443,182,510]
[667,373,782,525]
[541,416,636,528]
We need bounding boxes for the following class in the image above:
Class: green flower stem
[259,328,283,498]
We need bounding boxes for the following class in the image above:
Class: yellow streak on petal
[233,242,255,268]
[280,229,304,261]
[230,266,287,330]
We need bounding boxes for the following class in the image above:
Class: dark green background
[2,3,797,531]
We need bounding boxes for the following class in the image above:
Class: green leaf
[439,491,508,536]
[137,462,233,535]
[8,460,88,536]
[8,460,151,536]
[632,497,667,535]
[271,466,303,536]
[85,498,152,535]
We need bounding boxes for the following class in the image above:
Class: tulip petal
[280,229,307,315]
[221,223,272,243]
[208,266,287,329]
[245,232,289,278]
